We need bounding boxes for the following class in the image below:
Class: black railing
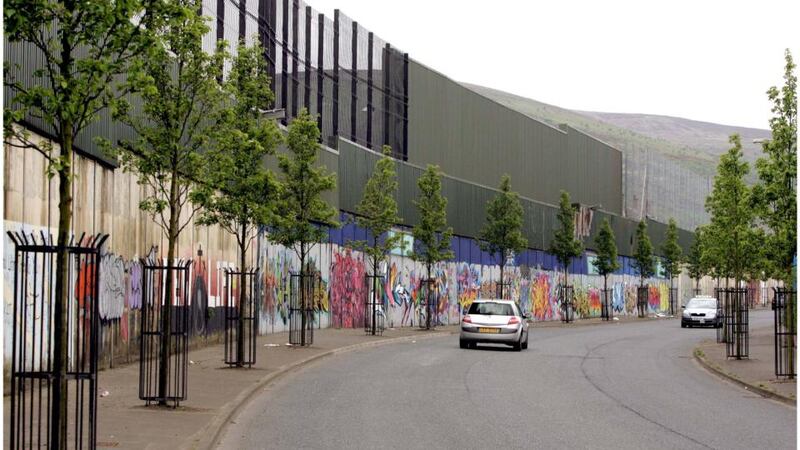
[139,258,191,407]
[223,268,259,367]
[289,272,316,346]
[559,285,575,323]
[773,288,796,379]
[715,288,725,343]
[495,281,512,300]
[668,288,678,316]
[601,288,613,321]
[8,231,108,449]
[364,274,384,335]
[718,288,749,359]
[637,286,649,318]
[419,278,437,330]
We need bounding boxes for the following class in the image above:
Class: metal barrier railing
[364,274,384,335]
[223,268,259,367]
[773,288,796,379]
[289,272,317,346]
[559,285,575,323]
[601,288,613,321]
[637,286,649,318]
[139,258,191,407]
[7,231,107,449]
[418,278,437,330]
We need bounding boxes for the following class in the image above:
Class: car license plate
[700,319,705,324]
[478,327,499,334]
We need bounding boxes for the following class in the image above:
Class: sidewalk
[694,325,796,405]
[3,326,457,450]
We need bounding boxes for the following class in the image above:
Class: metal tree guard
[601,288,613,321]
[773,288,796,379]
[139,257,191,407]
[364,274,384,335]
[668,288,678,316]
[721,288,749,359]
[419,278,437,329]
[715,288,726,344]
[223,268,259,367]
[495,281,512,300]
[636,286,649,318]
[559,285,575,323]
[8,231,108,449]
[289,272,316,346]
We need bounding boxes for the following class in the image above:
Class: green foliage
[116,0,225,244]
[705,134,760,283]
[752,49,797,285]
[271,109,338,266]
[593,218,619,280]
[686,226,708,282]
[4,0,157,171]
[660,218,683,280]
[480,175,528,269]
[353,146,403,273]
[197,42,283,263]
[549,191,582,278]
[633,220,655,284]
[412,164,454,274]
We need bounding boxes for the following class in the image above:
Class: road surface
[219,310,795,449]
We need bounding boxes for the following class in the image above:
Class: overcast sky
[306,0,798,130]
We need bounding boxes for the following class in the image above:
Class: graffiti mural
[329,249,366,328]
[99,254,125,320]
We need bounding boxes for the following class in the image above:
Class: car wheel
[522,336,528,350]
[460,339,468,349]
[513,337,522,352]
[681,322,686,328]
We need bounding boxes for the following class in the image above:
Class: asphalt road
[218,310,795,450]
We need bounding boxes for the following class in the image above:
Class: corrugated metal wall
[338,138,692,257]
[406,60,624,215]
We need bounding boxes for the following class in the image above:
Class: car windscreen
[468,302,515,316]
[687,298,716,309]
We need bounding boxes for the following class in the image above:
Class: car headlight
[682,310,690,317]
[706,311,716,318]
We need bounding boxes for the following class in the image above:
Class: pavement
[2,325,458,450]
[694,318,797,405]
[5,311,791,449]
[220,309,795,450]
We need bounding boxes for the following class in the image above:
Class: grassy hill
[462,83,769,178]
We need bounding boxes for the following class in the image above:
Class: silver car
[681,296,722,328]
[460,299,530,351]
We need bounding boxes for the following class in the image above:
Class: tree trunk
[237,219,247,366]
[158,165,180,405]
[299,243,306,346]
[499,259,505,300]
[51,126,74,450]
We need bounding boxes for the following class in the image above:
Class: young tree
[353,146,403,277]
[412,164,455,292]
[593,218,620,298]
[116,0,225,404]
[271,109,338,342]
[686,226,708,293]
[479,175,527,299]
[4,0,160,440]
[633,220,655,287]
[549,191,583,287]
[197,42,282,365]
[753,49,797,286]
[661,218,684,294]
[705,134,759,286]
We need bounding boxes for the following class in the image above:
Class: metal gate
[668,288,678,316]
[419,278,437,329]
[364,274,385,335]
[289,272,315,346]
[559,285,575,323]
[637,286,649,318]
[223,269,259,367]
[601,288,613,321]
[719,288,749,359]
[773,288,796,379]
[139,257,191,406]
[7,231,107,449]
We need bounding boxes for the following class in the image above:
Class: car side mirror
[522,312,531,319]
[681,305,686,309]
